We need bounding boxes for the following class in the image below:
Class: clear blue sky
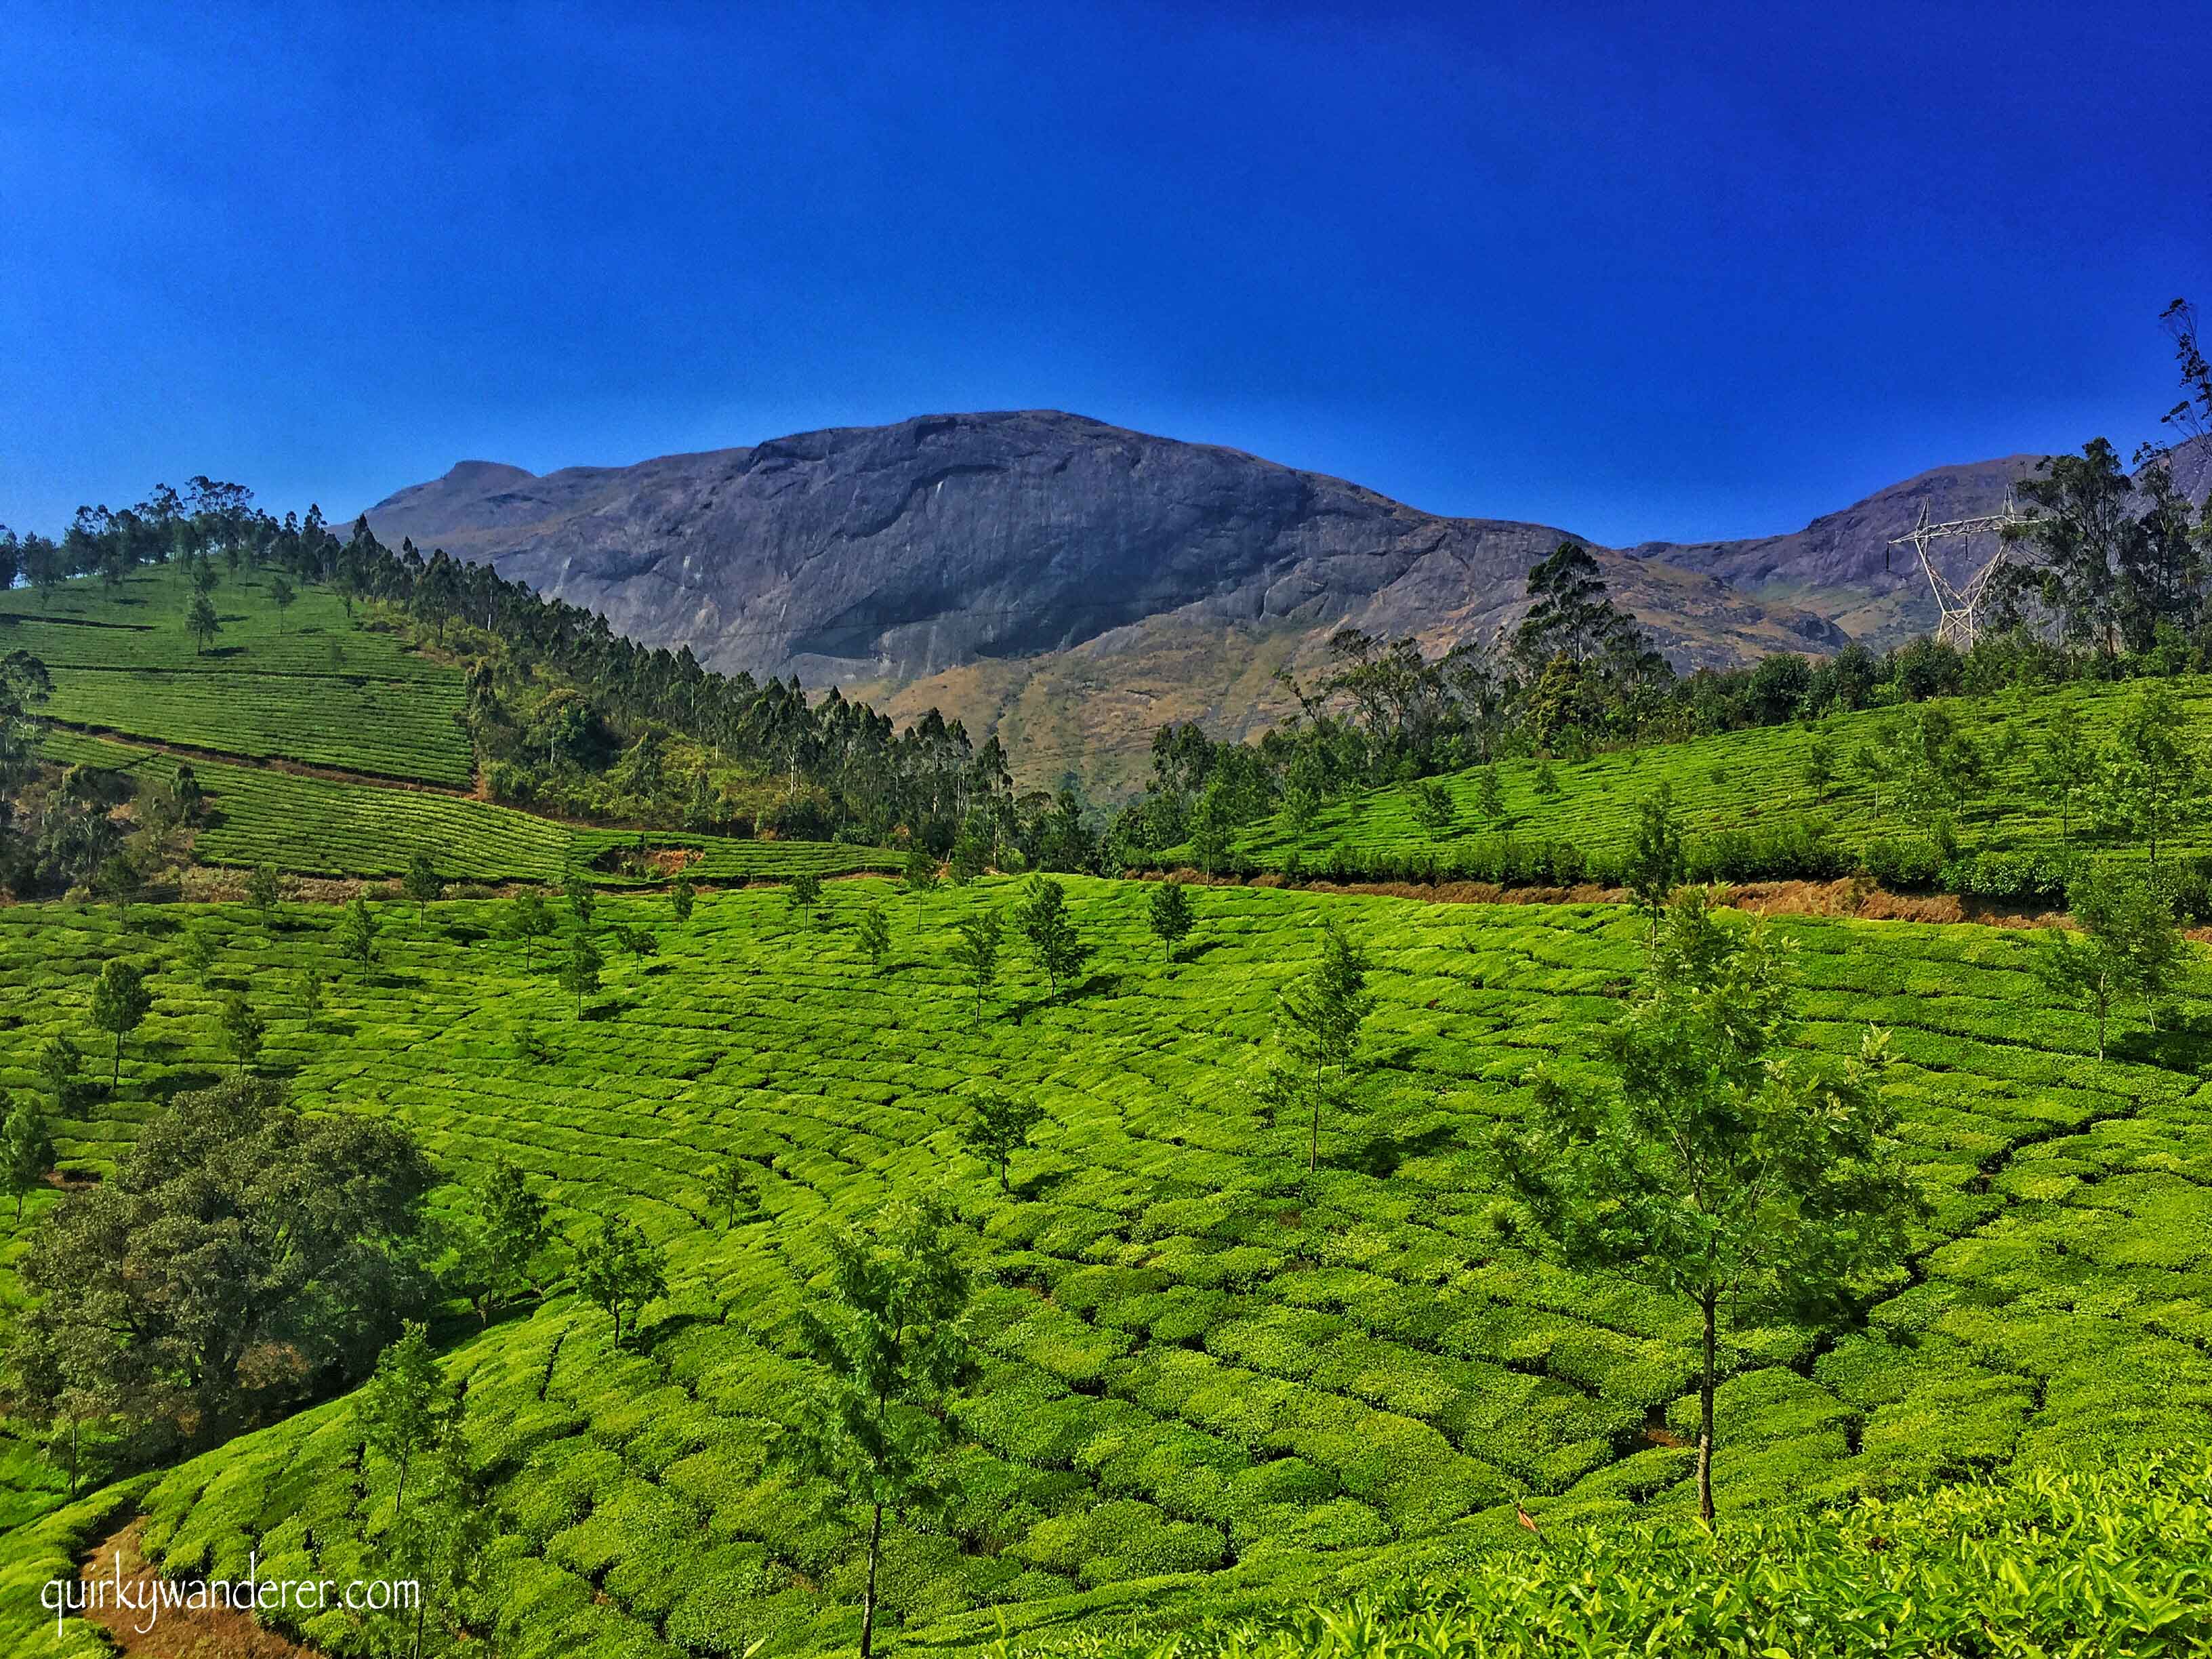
[1,1,2203,545]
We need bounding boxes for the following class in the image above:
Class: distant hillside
[361,412,1845,790]
[361,415,2212,790]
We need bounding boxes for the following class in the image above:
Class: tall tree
[958,1090,1046,1193]
[245,861,281,926]
[2100,685,2200,872]
[2,1090,55,1221]
[706,1158,760,1231]
[560,927,603,1015]
[403,850,444,922]
[336,895,379,973]
[218,991,265,1076]
[1147,878,1195,964]
[2041,865,2192,1057]
[575,1212,667,1345]
[950,909,1002,1023]
[185,590,221,655]
[1624,781,1685,949]
[356,1322,451,1534]
[14,1078,434,1450]
[1015,876,1088,998]
[504,890,554,970]
[779,1200,972,1659]
[1265,924,1375,1172]
[268,573,296,632]
[857,901,891,966]
[89,958,152,1088]
[2030,708,2097,844]
[1498,888,1922,1522]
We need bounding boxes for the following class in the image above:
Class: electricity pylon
[1885,491,2033,651]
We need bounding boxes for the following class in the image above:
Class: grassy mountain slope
[1208,676,2210,895]
[3,878,2207,1653]
[9,569,900,886]
[3,563,476,785]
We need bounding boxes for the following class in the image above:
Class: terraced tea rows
[5,566,474,784]
[44,733,900,883]
[1223,676,2212,878]
[1,880,2204,1654]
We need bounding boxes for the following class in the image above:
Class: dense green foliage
[1175,676,2212,909]
[1078,1456,2212,1658]
[0,877,2203,1652]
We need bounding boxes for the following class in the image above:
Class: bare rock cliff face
[361,409,1844,688]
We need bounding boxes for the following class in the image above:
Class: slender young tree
[179,927,219,984]
[1267,924,1375,1172]
[245,862,281,927]
[706,1158,760,1231]
[2040,864,2192,1057]
[778,1200,972,1659]
[296,966,325,1029]
[1412,778,1457,834]
[218,991,265,1076]
[576,1212,667,1346]
[950,908,1002,1023]
[356,1322,451,1536]
[404,851,444,922]
[904,846,939,893]
[268,573,296,632]
[505,890,554,970]
[2100,686,2201,872]
[563,868,597,931]
[1476,764,1507,824]
[856,902,891,966]
[1147,878,1195,965]
[2030,708,2097,844]
[336,895,379,973]
[959,1090,1047,1192]
[2,1092,56,1221]
[34,1036,80,1114]
[1016,876,1088,998]
[1498,888,1923,1523]
[560,927,604,1016]
[89,959,152,1088]
[671,871,697,925]
[185,591,220,655]
[1624,781,1685,949]
[790,871,825,929]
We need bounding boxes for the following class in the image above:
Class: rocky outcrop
[361,409,1846,689]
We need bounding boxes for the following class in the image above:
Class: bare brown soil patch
[77,1520,327,1658]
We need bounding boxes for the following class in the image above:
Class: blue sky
[0,1,2203,544]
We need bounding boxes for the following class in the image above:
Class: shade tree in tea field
[1498,887,1923,1522]
[779,1197,974,1659]
[575,1211,666,1346]
[1146,876,1195,963]
[11,1078,435,1462]
[89,956,152,1086]
[958,1089,1048,1193]
[1017,874,1088,998]
[1260,922,1375,1172]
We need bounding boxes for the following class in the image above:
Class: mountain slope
[361,410,1845,788]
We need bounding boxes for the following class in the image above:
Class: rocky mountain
[361,411,1846,787]
[361,415,2210,790]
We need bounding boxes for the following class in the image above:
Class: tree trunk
[859,1501,884,1659]
[1697,1291,1717,1524]
[1309,1094,1320,1174]
[112,1033,123,1088]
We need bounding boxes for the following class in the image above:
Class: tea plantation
[3,563,476,784]
[43,732,901,885]
[1218,675,2212,888]
[1,877,2206,1654]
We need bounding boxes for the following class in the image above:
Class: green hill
[6,568,903,887]
[2,877,2205,1654]
[3,562,476,784]
[1196,676,2212,908]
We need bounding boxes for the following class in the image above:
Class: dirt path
[77,1519,327,1658]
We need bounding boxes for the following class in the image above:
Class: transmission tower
[1885,491,2033,651]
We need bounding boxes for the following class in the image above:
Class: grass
[0,877,2206,1654]
[45,731,902,885]
[3,564,474,784]
[1218,675,2212,880]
